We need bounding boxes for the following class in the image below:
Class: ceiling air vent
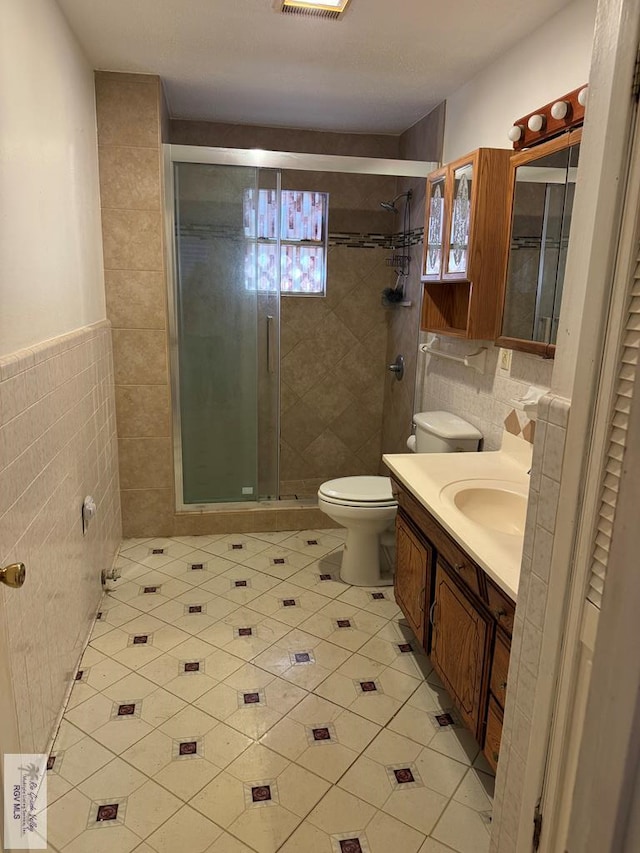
[278,0,351,20]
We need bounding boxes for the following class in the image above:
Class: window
[243,189,328,295]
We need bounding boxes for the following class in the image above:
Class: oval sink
[440,479,529,536]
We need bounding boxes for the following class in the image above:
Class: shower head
[380,189,412,213]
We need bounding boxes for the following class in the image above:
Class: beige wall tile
[168,119,400,158]
[275,507,336,531]
[112,330,167,385]
[101,209,163,271]
[121,488,174,537]
[105,270,166,330]
[98,146,161,210]
[115,385,171,437]
[173,511,259,535]
[118,437,173,489]
[0,323,121,754]
[95,73,160,148]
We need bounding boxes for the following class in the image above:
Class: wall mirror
[497,129,581,357]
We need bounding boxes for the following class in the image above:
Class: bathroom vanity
[383,437,529,772]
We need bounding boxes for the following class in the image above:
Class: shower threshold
[180,496,318,512]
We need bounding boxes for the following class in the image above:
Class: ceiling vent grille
[282,5,341,18]
[277,1,351,20]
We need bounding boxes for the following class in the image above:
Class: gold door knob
[0,563,26,588]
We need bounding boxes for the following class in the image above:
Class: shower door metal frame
[164,144,438,512]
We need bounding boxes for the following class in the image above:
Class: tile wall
[95,72,175,539]
[280,169,397,497]
[168,119,401,158]
[99,85,450,531]
[415,341,554,451]
[489,393,570,852]
[0,321,121,753]
[381,104,446,455]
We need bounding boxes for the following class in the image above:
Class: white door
[0,589,21,853]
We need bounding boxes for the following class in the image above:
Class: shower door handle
[266,315,276,374]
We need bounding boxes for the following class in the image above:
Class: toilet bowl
[318,412,483,586]
[318,476,397,587]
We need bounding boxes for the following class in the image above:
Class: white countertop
[383,433,532,601]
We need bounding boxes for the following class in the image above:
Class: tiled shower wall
[94,72,175,538]
[381,104,446,455]
[280,169,397,496]
[415,342,554,450]
[0,321,121,753]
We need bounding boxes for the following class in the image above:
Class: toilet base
[340,528,392,586]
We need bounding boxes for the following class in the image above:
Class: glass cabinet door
[446,161,474,278]
[501,146,572,344]
[423,173,446,279]
[551,142,580,344]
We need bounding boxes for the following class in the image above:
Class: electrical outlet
[499,348,512,372]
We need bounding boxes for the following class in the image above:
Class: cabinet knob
[492,752,500,763]
[494,608,507,621]
[500,681,508,691]
[454,563,465,573]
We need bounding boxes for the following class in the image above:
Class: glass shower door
[173,162,279,504]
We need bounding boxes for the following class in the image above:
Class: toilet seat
[318,476,396,506]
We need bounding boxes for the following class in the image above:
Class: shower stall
[165,146,436,511]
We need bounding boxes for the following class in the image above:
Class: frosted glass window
[243,189,328,295]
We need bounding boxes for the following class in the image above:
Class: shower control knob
[387,355,405,381]
[0,562,26,588]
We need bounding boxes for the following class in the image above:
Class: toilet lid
[319,476,395,503]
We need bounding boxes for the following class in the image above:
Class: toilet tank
[413,411,482,453]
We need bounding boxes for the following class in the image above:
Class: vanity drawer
[490,631,510,709]
[486,579,515,636]
[484,696,503,773]
[440,549,482,598]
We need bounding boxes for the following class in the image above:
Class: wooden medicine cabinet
[421,148,512,340]
[496,129,582,357]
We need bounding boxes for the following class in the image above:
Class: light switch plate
[499,348,512,372]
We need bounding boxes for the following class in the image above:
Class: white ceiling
[58,0,572,135]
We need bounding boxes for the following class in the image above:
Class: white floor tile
[49,531,495,853]
[144,805,223,853]
[431,800,491,853]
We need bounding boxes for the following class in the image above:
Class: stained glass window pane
[244,189,328,294]
[447,163,473,276]
[425,178,445,277]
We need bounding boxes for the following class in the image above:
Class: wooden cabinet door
[431,561,492,739]
[394,512,431,647]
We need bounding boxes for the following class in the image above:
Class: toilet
[318,411,483,586]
